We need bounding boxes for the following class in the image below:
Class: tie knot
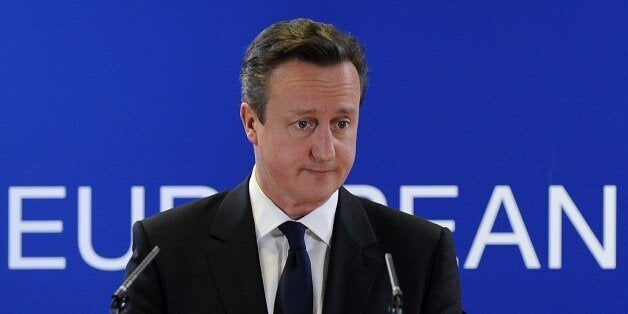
[278,221,307,250]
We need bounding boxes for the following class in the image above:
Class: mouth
[304,168,335,174]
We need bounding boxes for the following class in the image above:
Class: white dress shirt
[249,166,337,314]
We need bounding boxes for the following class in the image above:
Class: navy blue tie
[275,221,313,314]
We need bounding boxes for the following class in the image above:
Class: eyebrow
[289,107,358,115]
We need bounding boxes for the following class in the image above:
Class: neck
[252,166,330,220]
[276,201,324,220]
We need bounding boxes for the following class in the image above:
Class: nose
[311,126,335,162]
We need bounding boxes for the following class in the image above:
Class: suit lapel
[198,182,381,313]
[323,187,380,314]
[202,180,268,313]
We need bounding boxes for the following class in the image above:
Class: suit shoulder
[140,190,229,236]
[357,197,445,244]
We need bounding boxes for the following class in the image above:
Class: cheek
[336,140,357,166]
[267,138,309,165]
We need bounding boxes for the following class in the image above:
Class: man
[124,18,462,313]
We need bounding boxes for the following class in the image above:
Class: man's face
[241,59,361,217]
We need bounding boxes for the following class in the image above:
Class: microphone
[110,246,160,313]
[385,253,403,314]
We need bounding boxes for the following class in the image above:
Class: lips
[304,168,335,173]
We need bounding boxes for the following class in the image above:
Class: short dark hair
[240,18,368,123]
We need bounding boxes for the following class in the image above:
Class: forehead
[269,59,359,82]
[266,59,361,111]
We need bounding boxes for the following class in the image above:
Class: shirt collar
[249,165,337,245]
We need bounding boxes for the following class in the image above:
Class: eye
[295,120,313,130]
[336,120,350,129]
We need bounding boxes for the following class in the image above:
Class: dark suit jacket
[124,179,462,313]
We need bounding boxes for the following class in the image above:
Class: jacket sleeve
[123,221,166,313]
[421,227,463,313]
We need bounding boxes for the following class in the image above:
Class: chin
[302,188,337,204]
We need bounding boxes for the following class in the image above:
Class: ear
[240,102,259,145]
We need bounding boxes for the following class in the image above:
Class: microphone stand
[110,295,129,314]
[389,293,403,314]
[385,253,403,314]
[110,246,160,314]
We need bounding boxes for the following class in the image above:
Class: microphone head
[385,253,402,296]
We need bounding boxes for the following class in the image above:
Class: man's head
[240,18,367,123]
[240,19,367,218]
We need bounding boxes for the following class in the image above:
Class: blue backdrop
[1,1,626,312]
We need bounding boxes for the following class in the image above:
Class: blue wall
[1,1,626,312]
